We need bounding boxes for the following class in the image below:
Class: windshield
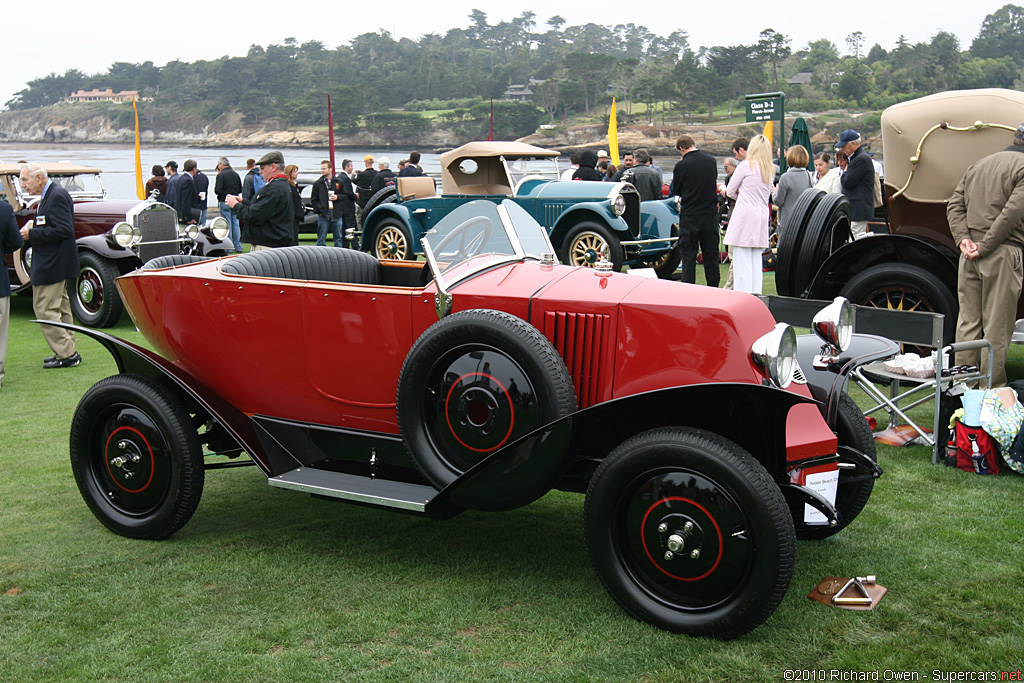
[504,156,562,188]
[17,173,106,200]
[423,199,555,289]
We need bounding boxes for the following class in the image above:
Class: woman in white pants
[724,134,775,293]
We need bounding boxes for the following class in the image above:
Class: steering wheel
[432,215,493,262]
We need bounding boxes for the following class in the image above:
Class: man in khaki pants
[946,123,1024,387]
[18,164,81,369]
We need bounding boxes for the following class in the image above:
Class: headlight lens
[110,221,140,247]
[612,194,626,216]
[751,323,797,389]
[812,297,853,352]
[209,216,230,241]
[186,224,200,240]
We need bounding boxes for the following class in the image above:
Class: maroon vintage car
[63,199,886,639]
[1,162,234,327]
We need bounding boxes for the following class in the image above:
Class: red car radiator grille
[543,311,609,409]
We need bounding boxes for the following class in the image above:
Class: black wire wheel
[397,309,576,498]
[69,374,204,539]
[637,225,682,279]
[795,392,877,540]
[584,427,795,639]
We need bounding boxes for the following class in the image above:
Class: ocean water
[0,143,445,205]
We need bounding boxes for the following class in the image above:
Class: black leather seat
[142,254,214,270]
[220,246,382,286]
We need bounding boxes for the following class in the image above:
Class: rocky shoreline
[0,105,878,158]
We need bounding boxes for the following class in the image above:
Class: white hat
[597,150,609,158]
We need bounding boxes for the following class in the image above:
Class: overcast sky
[1,0,1002,111]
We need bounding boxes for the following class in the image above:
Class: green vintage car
[357,142,681,277]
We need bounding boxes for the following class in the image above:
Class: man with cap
[225,151,294,250]
[836,129,875,238]
[945,123,1024,387]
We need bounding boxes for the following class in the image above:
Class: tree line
[5,5,1024,138]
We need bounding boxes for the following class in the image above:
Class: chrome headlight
[751,323,797,389]
[110,221,141,247]
[208,216,230,241]
[812,297,853,352]
[186,223,200,240]
[611,193,626,216]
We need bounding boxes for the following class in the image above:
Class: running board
[268,467,438,513]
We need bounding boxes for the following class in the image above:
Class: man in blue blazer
[1,199,24,387]
[18,164,81,368]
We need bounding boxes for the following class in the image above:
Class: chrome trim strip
[268,468,429,513]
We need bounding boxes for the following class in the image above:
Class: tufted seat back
[142,254,214,270]
[220,246,382,285]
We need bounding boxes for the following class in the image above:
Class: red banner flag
[328,95,336,172]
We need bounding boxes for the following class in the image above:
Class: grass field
[2,267,1023,682]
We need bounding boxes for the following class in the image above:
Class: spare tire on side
[363,186,397,215]
[396,309,577,508]
[775,188,825,296]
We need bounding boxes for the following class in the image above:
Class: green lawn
[1,270,1023,682]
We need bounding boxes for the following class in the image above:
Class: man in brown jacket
[946,123,1024,386]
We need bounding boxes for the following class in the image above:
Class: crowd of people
[145,151,425,252]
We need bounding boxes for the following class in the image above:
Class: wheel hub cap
[79,279,95,304]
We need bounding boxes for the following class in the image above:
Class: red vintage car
[63,199,887,639]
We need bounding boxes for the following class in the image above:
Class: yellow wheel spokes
[376,226,407,260]
[570,232,606,267]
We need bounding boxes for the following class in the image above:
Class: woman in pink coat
[724,134,775,293]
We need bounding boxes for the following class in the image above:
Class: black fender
[37,322,287,477]
[435,383,820,511]
[192,230,232,255]
[797,332,900,426]
[779,481,838,529]
[804,234,958,300]
[75,235,142,274]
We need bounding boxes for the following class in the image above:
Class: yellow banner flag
[133,99,144,200]
[762,119,774,146]
[608,98,619,166]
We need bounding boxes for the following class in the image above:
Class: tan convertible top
[0,162,102,176]
[881,89,1024,203]
[439,141,559,194]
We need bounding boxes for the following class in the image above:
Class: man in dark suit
[173,160,199,224]
[1,199,24,387]
[18,164,81,368]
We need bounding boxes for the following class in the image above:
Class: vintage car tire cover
[397,309,577,497]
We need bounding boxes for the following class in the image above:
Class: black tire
[363,185,397,215]
[792,194,851,295]
[371,218,416,261]
[638,225,682,279]
[562,221,624,271]
[584,428,795,639]
[775,188,825,296]
[70,374,204,539]
[795,392,877,540]
[397,309,576,494]
[840,262,959,345]
[68,251,124,328]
